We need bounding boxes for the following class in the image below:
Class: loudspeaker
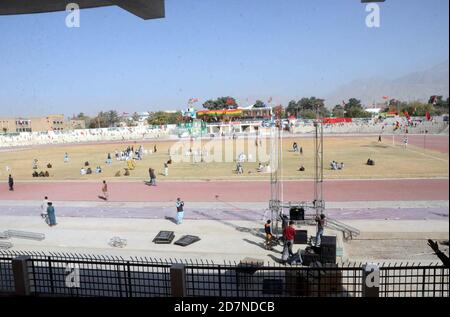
[289,207,305,221]
[302,253,321,266]
[174,235,201,247]
[294,230,308,244]
[153,231,175,244]
[320,236,337,264]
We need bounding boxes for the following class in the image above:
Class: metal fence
[0,251,448,298]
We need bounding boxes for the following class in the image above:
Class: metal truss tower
[313,118,325,216]
[269,123,283,235]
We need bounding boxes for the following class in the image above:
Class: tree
[285,97,329,118]
[253,100,266,108]
[75,112,91,127]
[132,112,140,122]
[273,105,285,119]
[401,101,434,117]
[202,97,238,110]
[332,104,345,117]
[429,96,449,115]
[147,111,182,126]
[343,98,371,118]
[88,110,120,128]
[286,100,300,117]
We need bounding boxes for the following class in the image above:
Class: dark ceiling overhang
[0,0,165,20]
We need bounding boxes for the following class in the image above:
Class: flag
[432,96,438,105]
[226,98,235,105]
[188,98,199,104]
[404,111,412,124]
[404,111,410,119]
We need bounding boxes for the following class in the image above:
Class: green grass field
[0,137,448,181]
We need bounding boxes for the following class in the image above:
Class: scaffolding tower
[268,110,360,239]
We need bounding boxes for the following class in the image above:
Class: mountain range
[325,60,449,107]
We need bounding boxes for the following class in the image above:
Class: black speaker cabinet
[294,230,308,244]
[289,207,305,221]
[320,236,337,264]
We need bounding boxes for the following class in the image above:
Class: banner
[322,117,352,124]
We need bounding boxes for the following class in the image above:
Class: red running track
[0,179,448,202]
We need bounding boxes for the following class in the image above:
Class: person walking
[283,220,296,257]
[101,180,109,201]
[8,175,14,191]
[163,163,169,177]
[47,202,57,227]
[315,214,326,247]
[264,220,273,250]
[378,135,382,142]
[176,198,185,225]
[41,196,49,219]
[149,168,156,186]
[64,152,69,163]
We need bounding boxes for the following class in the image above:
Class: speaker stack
[320,236,337,264]
[289,207,305,221]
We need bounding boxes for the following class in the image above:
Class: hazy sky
[0,0,448,117]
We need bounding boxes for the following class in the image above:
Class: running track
[0,179,448,202]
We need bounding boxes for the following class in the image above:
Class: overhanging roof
[0,0,165,20]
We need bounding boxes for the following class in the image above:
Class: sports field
[0,135,448,181]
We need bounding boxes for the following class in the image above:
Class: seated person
[47,163,52,169]
[167,158,172,165]
[38,171,45,177]
[44,171,50,177]
[32,171,39,178]
[236,163,244,174]
[298,165,305,172]
[124,169,130,176]
[331,161,338,170]
[95,166,102,174]
[80,167,87,175]
[338,162,344,170]
[367,158,375,166]
[257,162,263,172]
[84,161,90,167]
[86,167,92,174]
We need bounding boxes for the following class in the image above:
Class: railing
[0,251,448,298]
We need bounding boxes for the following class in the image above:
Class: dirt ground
[0,136,448,181]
